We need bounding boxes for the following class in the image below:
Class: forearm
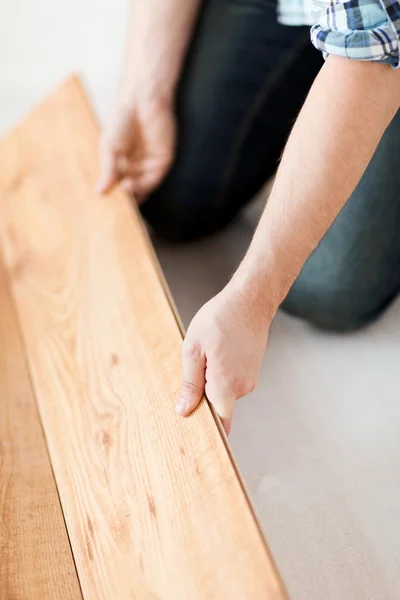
[234,56,400,317]
[119,0,201,106]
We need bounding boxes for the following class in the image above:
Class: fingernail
[176,397,187,415]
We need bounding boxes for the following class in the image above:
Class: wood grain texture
[0,256,82,599]
[0,76,288,600]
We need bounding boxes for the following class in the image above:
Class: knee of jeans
[141,184,218,243]
[281,273,385,332]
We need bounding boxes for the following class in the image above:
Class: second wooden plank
[0,257,82,600]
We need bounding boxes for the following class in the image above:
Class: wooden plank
[0,257,82,598]
[0,76,288,600]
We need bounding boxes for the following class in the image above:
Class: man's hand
[176,58,400,437]
[96,0,201,200]
[97,100,176,202]
[177,282,271,434]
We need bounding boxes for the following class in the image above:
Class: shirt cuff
[310,0,400,68]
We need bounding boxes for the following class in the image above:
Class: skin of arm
[179,56,400,434]
[97,0,201,196]
[118,0,201,105]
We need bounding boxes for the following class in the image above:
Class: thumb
[96,145,118,194]
[177,344,206,417]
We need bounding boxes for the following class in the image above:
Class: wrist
[230,252,298,323]
[116,91,173,122]
[229,268,278,328]
[119,50,180,110]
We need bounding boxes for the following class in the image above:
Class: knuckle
[229,376,250,399]
[182,340,202,362]
[181,380,200,397]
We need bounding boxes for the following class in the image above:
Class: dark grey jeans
[141,0,400,331]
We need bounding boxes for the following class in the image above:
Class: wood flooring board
[0,258,82,599]
[0,76,287,600]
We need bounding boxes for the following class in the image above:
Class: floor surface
[1,2,399,598]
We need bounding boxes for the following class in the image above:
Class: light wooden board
[0,255,82,599]
[0,76,288,600]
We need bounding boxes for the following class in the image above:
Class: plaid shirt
[278,0,400,67]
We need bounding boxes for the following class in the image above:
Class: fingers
[120,177,136,196]
[177,343,206,417]
[120,156,172,200]
[96,144,136,195]
[205,381,235,436]
[127,170,162,202]
[120,175,150,206]
[97,152,168,203]
[177,342,236,436]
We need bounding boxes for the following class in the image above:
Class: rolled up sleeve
[310,0,400,67]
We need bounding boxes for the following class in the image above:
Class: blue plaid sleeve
[310,0,400,67]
